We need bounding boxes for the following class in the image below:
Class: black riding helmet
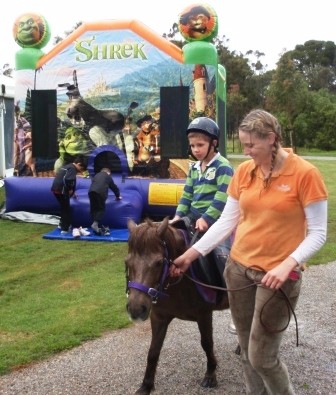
[186,117,219,148]
[187,117,220,160]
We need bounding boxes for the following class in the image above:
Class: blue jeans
[224,257,301,395]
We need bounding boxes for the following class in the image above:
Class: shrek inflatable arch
[5,4,227,228]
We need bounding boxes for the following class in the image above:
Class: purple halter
[127,243,170,302]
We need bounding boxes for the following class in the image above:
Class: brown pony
[125,217,230,394]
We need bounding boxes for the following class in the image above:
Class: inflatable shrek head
[13,13,50,49]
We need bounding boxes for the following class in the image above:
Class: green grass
[0,215,130,374]
[0,156,335,374]
[308,160,336,264]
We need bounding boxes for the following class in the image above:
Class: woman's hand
[261,257,298,289]
[169,247,201,277]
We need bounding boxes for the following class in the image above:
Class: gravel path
[0,262,335,395]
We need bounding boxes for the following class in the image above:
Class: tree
[162,23,185,48]
[2,64,14,78]
[294,89,336,150]
[266,54,309,148]
[286,40,336,93]
[53,22,83,45]
[226,87,248,150]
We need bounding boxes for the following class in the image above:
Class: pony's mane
[128,218,184,257]
[128,219,163,254]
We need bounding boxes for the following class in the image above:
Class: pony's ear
[157,217,169,238]
[127,218,137,232]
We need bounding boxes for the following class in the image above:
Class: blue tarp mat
[43,228,129,242]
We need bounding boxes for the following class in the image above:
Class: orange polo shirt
[228,149,328,271]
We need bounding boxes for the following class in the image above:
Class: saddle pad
[43,228,129,242]
[190,252,228,305]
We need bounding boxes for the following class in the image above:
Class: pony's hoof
[135,384,153,394]
[201,375,218,388]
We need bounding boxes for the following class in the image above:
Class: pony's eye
[154,260,163,269]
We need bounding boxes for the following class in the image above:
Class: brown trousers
[224,257,302,395]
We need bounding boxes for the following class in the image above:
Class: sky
[1,0,335,72]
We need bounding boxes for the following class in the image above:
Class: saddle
[171,217,227,304]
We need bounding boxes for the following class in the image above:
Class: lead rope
[171,232,300,347]
[179,264,299,347]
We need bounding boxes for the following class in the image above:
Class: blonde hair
[239,109,283,188]
[239,109,282,140]
[187,131,212,142]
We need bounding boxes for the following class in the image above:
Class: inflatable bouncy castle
[4,4,227,228]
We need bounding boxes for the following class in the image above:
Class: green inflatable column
[15,48,45,70]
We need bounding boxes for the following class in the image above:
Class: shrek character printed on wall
[54,119,94,173]
[21,122,37,177]
[58,70,138,174]
[57,69,170,178]
[133,114,169,178]
[13,103,29,176]
[115,101,139,172]
[63,71,125,148]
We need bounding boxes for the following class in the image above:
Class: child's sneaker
[101,225,110,236]
[92,224,102,235]
[79,227,90,236]
[72,228,81,238]
[60,230,69,235]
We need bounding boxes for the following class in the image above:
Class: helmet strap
[188,141,213,162]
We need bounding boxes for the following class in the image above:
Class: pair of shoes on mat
[79,227,90,236]
[72,228,81,238]
[72,227,91,238]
